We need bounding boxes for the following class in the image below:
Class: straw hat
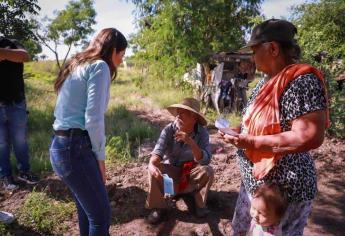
[167,98,207,126]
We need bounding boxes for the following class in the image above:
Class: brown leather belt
[54,128,88,137]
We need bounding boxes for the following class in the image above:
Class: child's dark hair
[253,183,288,219]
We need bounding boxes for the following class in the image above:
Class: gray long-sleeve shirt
[152,121,212,166]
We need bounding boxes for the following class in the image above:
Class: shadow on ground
[1,221,43,236]
[149,190,238,236]
[108,184,148,224]
[308,150,345,235]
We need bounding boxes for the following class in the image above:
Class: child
[247,183,287,236]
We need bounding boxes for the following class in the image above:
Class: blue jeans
[50,134,111,236]
[0,100,30,178]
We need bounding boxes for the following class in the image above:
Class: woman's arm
[223,110,326,155]
[98,160,107,183]
[255,110,326,154]
[85,61,111,162]
[0,48,29,62]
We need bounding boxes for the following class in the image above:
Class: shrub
[17,191,75,234]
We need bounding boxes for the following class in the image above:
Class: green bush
[328,78,345,137]
[132,75,145,88]
[20,63,57,174]
[0,223,12,236]
[105,105,159,163]
[17,191,75,235]
[26,61,59,76]
[106,135,131,162]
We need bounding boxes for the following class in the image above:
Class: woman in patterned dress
[219,19,329,235]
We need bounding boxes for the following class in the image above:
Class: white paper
[215,118,230,129]
[215,118,238,136]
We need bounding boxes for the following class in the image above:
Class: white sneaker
[0,211,15,224]
[1,176,18,191]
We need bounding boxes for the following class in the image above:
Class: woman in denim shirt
[49,28,127,236]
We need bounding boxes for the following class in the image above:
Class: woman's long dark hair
[54,28,127,92]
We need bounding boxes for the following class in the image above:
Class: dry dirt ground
[1,95,344,236]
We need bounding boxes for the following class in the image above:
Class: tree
[130,0,263,82]
[36,0,96,69]
[291,0,345,136]
[291,0,345,62]
[0,0,42,58]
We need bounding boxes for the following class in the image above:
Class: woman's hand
[220,132,255,149]
[218,127,240,137]
[97,160,107,184]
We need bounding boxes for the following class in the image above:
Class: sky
[37,0,314,59]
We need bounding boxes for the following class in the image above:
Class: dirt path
[1,94,344,235]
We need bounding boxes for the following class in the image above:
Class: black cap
[240,19,297,52]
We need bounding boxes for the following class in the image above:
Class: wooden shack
[200,52,256,114]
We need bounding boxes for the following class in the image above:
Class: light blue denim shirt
[53,60,111,161]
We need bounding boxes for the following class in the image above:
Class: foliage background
[130,0,263,82]
[291,0,345,136]
[0,0,42,58]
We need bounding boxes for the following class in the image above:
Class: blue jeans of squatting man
[50,134,111,236]
[0,100,30,178]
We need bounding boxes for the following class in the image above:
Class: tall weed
[17,191,75,234]
[24,64,56,174]
[105,105,159,163]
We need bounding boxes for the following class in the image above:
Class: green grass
[105,105,159,163]
[17,191,75,235]
[112,67,254,129]
[117,68,193,108]
[0,190,75,235]
[141,75,194,108]
[0,223,12,236]
[24,61,57,173]
[204,108,242,127]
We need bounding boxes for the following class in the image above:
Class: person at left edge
[0,37,39,191]
[49,28,127,236]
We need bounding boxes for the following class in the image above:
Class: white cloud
[261,0,315,19]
